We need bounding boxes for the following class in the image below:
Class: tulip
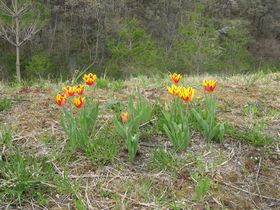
[75,84,85,95]
[54,93,66,106]
[73,96,85,108]
[64,86,76,96]
[179,87,194,102]
[169,73,182,84]
[83,73,97,86]
[167,84,181,96]
[121,112,129,123]
[203,79,216,92]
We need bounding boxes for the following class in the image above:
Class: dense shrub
[167,4,253,74]
[107,19,164,78]
[25,53,54,79]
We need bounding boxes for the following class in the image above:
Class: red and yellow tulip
[167,84,181,96]
[63,86,76,96]
[203,79,216,92]
[73,96,85,108]
[83,73,97,86]
[121,112,129,123]
[54,93,67,106]
[75,84,85,95]
[179,87,194,102]
[169,73,182,84]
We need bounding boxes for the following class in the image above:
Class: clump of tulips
[191,79,225,142]
[53,71,224,160]
[164,73,224,149]
[54,73,99,152]
[113,91,152,161]
[163,73,194,150]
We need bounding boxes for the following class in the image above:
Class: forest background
[0,0,280,81]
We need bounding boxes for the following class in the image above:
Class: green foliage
[227,122,273,146]
[26,53,54,79]
[0,149,55,204]
[192,94,225,142]
[60,99,99,152]
[192,174,211,201]
[107,19,163,78]
[242,102,263,117]
[85,127,118,166]
[113,91,152,161]
[0,125,12,146]
[244,71,266,87]
[109,79,124,91]
[75,198,86,210]
[0,126,58,205]
[0,98,12,112]
[149,149,185,173]
[96,77,124,90]
[54,169,80,195]
[162,98,190,150]
[168,4,221,73]
[0,52,28,80]
[167,3,252,74]
[217,21,253,73]
[96,77,110,89]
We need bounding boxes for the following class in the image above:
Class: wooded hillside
[1,0,280,80]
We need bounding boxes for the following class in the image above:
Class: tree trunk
[15,0,21,82]
[16,45,21,82]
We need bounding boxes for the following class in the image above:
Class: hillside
[0,72,279,209]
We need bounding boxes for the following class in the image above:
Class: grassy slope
[0,72,279,209]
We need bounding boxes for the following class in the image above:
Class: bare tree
[0,0,47,82]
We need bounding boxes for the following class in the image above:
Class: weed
[105,99,123,112]
[227,122,273,146]
[192,174,211,201]
[242,102,261,117]
[122,177,172,206]
[149,149,185,173]
[150,103,165,134]
[75,198,86,210]
[96,77,109,89]
[0,125,12,146]
[0,98,12,112]
[54,168,80,195]
[85,127,118,166]
[242,102,279,118]
[109,79,124,91]
[0,149,55,204]
[244,71,265,87]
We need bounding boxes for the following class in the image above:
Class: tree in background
[0,0,48,82]
[169,3,221,74]
[107,19,163,78]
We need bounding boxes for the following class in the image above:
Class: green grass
[0,125,12,146]
[192,174,211,201]
[0,98,12,112]
[227,124,273,146]
[96,77,110,89]
[96,78,124,91]
[120,177,174,207]
[85,126,118,166]
[0,149,56,204]
[149,149,186,174]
